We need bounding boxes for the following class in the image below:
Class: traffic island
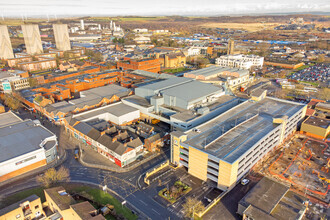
[158,180,192,204]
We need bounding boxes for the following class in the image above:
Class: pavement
[202,173,262,220]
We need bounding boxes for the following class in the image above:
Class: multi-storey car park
[171,96,307,190]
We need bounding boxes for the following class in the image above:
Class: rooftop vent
[58,190,68,196]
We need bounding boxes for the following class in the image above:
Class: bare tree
[182,197,205,218]
[36,166,70,188]
[3,93,21,110]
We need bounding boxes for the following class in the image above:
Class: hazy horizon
[1,0,329,18]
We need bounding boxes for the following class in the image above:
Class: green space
[0,185,137,220]
[0,187,46,209]
[163,67,188,74]
[294,65,310,71]
[300,81,319,87]
[158,181,192,204]
[65,185,137,220]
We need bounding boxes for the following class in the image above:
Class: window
[35,205,39,209]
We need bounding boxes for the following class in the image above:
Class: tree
[315,88,330,101]
[3,93,21,110]
[28,78,39,88]
[36,166,70,188]
[316,54,325,63]
[182,197,205,218]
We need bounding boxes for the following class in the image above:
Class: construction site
[256,134,329,204]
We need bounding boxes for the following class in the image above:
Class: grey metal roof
[187,66,249,78]
[45,101,76,114]
[74,102,139,121]
[137,77,192,92]
[0,112,23,128]
[162,80,223,103]
[0,120,55,163]
[132,70,176,79]
[69,84,131,108]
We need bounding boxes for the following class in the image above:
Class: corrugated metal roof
[162,80,223,103]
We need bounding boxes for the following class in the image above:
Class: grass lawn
[294,65,310,71]
[300,81,319,87]
[158,181,192,204]
[163,67,187,74]
[0,187,45,209]
[65,185,137,220]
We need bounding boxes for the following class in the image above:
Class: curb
[79,146,165,173]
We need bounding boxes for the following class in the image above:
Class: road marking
[129,176,135,181]
[139,200,148,206]
[130,194,136,198]
[151,208,161,215]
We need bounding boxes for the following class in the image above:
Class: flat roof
[44,186,76,211]
[123,95,152,108]
[161,80,223,103]
[74,102,139,121]
[0,120,55,163]
[70,201,103,220]
[187,66,234,77]
[185,97,305,163]
[0,112,23,128]
[240,177,289,214]
[303,116,330,129]
[170,95,238,122]
[137,77,192,92]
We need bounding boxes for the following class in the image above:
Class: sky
[1,0,329,17]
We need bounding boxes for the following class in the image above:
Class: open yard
[200,22,280,32]
[258,136,329,202]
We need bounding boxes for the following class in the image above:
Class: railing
[144,160,170,185]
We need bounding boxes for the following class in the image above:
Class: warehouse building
[73,102,140,126]
[237,177,307,220]
[171,96,306,190]
[123,77,240,131]
[0,112,58,182]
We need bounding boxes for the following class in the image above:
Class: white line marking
[139,200,148,206]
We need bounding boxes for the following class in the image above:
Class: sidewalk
[79,143,165,173]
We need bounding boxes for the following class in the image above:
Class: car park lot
[288,63,330,83]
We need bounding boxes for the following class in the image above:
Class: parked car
[241,178,250,185]
[193,128,201,133]
[74,148,80,159]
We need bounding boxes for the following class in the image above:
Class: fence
[144,160,170,185]
[195,190,227,218]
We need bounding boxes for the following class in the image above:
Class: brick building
[117,58,161,73]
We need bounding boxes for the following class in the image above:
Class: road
[0,108,179,219]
